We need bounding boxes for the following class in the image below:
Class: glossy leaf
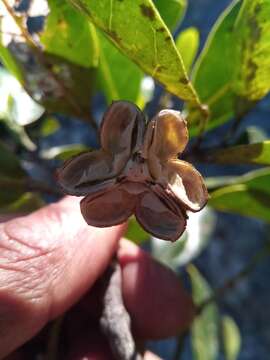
[98,31,143,104]
[209,168,270,222]
[188,265,219,360]
[176,27,199,73]
[68,0,201,105]
[222,315,241,360]
[191,0,270,132]
[211,141,270,165]
[154,0,187,32]
[41,0,99,68]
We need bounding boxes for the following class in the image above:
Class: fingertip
[118,239,195,339]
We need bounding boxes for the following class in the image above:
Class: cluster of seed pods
[57,101,208,241]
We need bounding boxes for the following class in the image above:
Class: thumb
[0,196,126,359]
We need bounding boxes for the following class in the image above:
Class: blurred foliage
[1,0,270,358]
[187,266,241,360]
[188,265,219,360]
[190,0,270,132]
[222,315,242,360]
[176,27,200,73]
[209,168,270,222]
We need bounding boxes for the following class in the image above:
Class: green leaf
[69,0,201,105]
[154,0,187,32]
[190,0,240,131]
[188,265,219,360]
[233,0,270,101]
[209,167,270,222]
[40,117,60,137]
[176,27,200,73]
[222,315,241,360]
[126,217,150,245]
[40,144,90,160]
[0,43,24,84]
[210,140,270,165]
[190,0,270,132]
[41,0,99,68]
[98,31,143,105]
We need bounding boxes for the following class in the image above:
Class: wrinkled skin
[57,101,208,241]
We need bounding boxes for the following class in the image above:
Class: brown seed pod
[57,100,208,241]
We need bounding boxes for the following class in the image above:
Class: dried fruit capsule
[57,101,208,241]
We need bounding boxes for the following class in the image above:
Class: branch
[100,259,143,360]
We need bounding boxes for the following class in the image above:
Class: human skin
[0,196,194,359]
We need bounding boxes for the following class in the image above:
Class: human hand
[0,197,194,359]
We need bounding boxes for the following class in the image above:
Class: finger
[0,196,126,359]
[118,239,195,339]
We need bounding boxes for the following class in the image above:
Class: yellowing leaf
[68,0,201,105]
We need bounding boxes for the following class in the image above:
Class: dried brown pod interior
[57,101,208,241]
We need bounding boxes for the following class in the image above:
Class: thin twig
[100,259,143,360]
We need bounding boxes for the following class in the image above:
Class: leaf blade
[209,168,270,222]
[68,0,201,105]
[190,0,270,132]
